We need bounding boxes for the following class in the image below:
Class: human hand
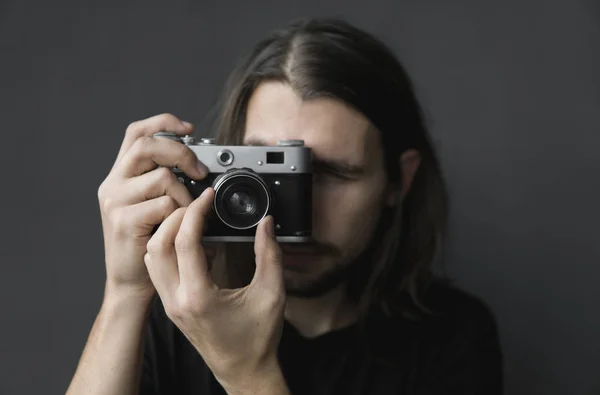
[97,113,208,298]
[144,187,286,391]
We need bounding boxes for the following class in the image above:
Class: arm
[65,113,206,395]
[66,285,155,395]
[219,356,292,395]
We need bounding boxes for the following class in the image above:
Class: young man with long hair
[67,17,503,395]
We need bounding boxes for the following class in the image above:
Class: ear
[385,149,421,207]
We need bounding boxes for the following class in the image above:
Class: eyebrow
[244,137,366,177]
[312,158,366,177]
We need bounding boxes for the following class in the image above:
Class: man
[67,17,503,395]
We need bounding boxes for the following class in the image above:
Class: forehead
[243,82,380,166]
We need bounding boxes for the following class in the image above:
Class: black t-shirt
[140,281,503,395]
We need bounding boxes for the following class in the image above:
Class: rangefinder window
[267,151,285,164]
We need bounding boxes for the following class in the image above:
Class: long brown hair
[207,17,450,329]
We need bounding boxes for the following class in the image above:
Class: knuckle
[134,135,154,152]
[158,113,178,123]
[146,238,170,256]
[158,195,178,213]
[101,196,118,213]
[157,167,178,189]
[177,291,207,316]
[110,208,131,234]
[98,181,118,212]
[125,120,143,137]
[157,166,174,180]
[98,179,126,213]
[97,181,107,202]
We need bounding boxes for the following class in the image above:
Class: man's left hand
[144,187,287,393]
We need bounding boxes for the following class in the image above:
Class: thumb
[251,215,283,290]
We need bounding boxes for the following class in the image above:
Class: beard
[283,254,354,298]
[282,206,392,299]
[282,229,382,299]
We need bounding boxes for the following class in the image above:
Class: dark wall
[1,1,598,394]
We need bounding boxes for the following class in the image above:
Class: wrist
[104,279,155,302]
[103,280,156,313]
[220,356,290,395]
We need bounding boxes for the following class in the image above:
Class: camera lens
[223,187,258,216]
[213,169,270,229]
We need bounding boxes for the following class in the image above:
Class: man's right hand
[97,113,208,299]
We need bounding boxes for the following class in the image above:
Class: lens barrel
[212,169,271,229]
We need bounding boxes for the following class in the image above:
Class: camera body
[154,133,313,243]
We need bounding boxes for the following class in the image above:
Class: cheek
[313,180,385,247]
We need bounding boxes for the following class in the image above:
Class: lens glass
[224,187,257,216]
[215,173,269,229]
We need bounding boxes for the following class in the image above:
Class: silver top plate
[189,144,312,174]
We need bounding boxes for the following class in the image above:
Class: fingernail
[181,121,193,128]
[200,187,212,198]
[197,160,208,175]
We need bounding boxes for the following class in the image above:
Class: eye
[314,168,350,181]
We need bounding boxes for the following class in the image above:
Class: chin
[282,253,352,298]
[282,253,326,282]
[282,253,324,271]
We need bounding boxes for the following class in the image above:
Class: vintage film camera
[154,132,312,243]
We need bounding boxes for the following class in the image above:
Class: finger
[113,113,194,171]
[119,167,194,207]
[145,207,187,298]
[251,215,284,291]
[112,195,179,235]
[175,187,216,293]
[116,135,207,180]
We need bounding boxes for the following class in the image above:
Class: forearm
[66,284,155,395]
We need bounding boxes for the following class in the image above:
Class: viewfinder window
[267,152,284,164]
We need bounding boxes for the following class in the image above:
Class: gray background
[1,1,598,394]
